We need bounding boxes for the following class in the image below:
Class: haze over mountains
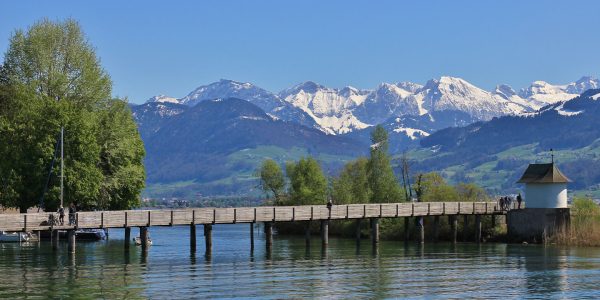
[130,75,600,198]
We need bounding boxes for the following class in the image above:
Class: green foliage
[0,19,144,211]
[258,159,285,204]
[414,172,458,202]
[367,125,404,203]
[455,182,489,202]
[572,197,600,218]
[285,157,327,205]
[96,100,146,210]
[413,172,489,203]
[332,157,371,204]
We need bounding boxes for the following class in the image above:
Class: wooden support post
[355,219,361,246]
[463,215,469,242]
[492,215,496,228]
[321,220,329,247]
[370,218,379,245]
[404,217,410,241]
[190,224,197,252]
[265,222,273,249]
[124,227,131,250]
[51,229,59,250]
[475,215,482,243]
[67,230,76,254]
[451,215,458,244]
[204,224,213,254]
[418,217,425,244]
[433,215,440,242]
[304,221,311,248]
[140,227,149,252]
[250,223,255,251]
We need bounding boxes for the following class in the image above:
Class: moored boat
[0,231,30,242]
[75,229,107,241]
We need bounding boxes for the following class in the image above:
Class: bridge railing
[0,201,510,232]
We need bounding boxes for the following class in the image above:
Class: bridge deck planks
[0,202,508,232]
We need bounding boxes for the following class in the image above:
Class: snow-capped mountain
[131,101,188,139]
[422,89,600,153]
[566,76,600,94]
[353,83,417,125]
[141,76,598,138]
[283,76,531,134]
[278,81,370,134]
[145,94,179,104]
[147,79,319,130]
[518,76,599,109]
[179,79,280,110]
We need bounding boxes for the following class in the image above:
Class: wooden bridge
[0,201,514,254]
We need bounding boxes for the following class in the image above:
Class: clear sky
[1,0,599,103]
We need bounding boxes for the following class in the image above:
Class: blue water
[1,224,600,299]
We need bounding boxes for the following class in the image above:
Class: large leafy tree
[332,157,371,204]
[258,159,285,205]
[0,19,144,212]
[286,157,327,205]
[367,125,403,203]
[413,172,459,202]
[96,99,146,210]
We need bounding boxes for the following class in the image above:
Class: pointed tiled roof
[517,163,571,184]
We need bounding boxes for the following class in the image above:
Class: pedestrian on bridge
[68,203,76,225]
[58,206,65,225]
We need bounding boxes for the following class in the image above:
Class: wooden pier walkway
[0,201,514,254]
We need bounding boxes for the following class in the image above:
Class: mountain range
[130,76,600,198]
[131,97,365,196]
[411,89,600,195]
[142,76,599,138]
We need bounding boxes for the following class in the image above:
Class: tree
[413,172,459,202]
[332,157,371,204]
[286,157,327,205]
[258,159,285,205]
[455,182,489,202]
[399,151,413,201]
[0,19,144,212]
[96,99,146,210]
[367,125,403,203]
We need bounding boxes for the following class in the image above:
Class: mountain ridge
[142,76,598,137]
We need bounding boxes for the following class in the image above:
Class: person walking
[68,203,77,225]
[517,193,523,209]
[58,206,65,225]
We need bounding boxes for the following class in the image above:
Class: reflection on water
[2,224,600,298]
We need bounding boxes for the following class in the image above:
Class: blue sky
[1,0,599,103]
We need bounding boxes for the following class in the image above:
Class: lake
[1,224,600,299]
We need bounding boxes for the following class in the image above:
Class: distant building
[517,163,571,208]
[507,162,572,242]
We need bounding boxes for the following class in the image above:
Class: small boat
[0,231,30,242]
[75,229,107,241]
[134,236,152,246]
